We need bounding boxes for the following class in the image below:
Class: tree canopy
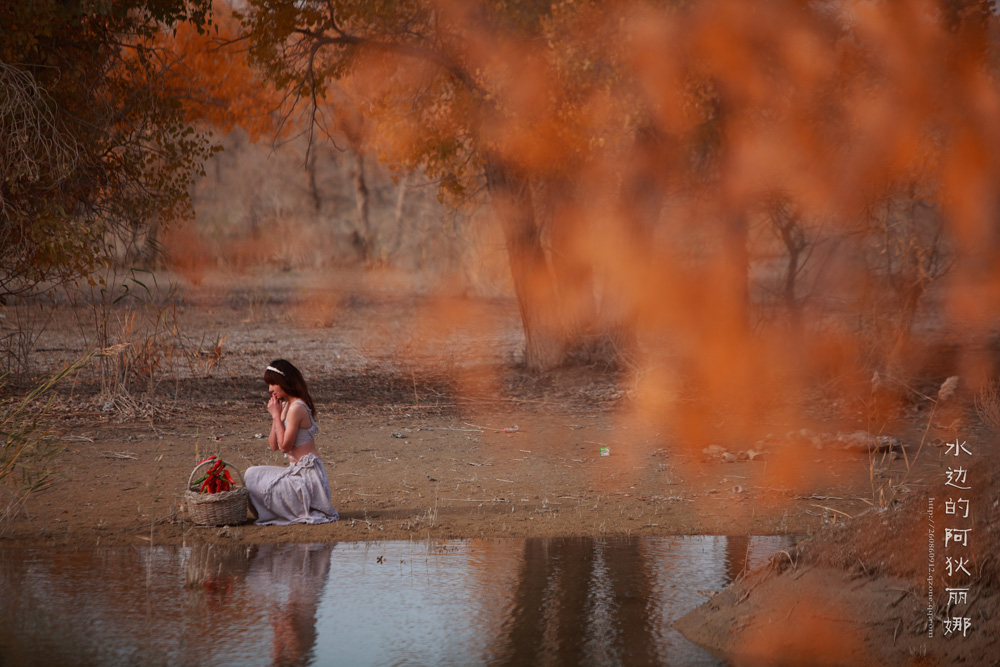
[0,0,217,300]
[238,0,1000,375]
[156,3,282,142]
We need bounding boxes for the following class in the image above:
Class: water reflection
[493,539,658,665]
[247,544,333,666]
[0,536,792,666]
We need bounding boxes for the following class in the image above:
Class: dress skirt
[244,453,339,526]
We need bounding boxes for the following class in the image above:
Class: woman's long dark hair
[263,359,317,417]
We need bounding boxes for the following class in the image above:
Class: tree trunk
[386,170,413,260]
[306,147,321,214]
[769,195,806,326]
[350,150,372,263]
[541,178,598,349]
[598,125,664,365]
[484,158,565,371]
[394,170,411,229]
[723,209,750,334]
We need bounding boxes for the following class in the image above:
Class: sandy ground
[2,268,996,665]
[12,407,948,542]
[8,373,942,548]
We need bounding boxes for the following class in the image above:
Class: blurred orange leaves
[226,0,1000,485]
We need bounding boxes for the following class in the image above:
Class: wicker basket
[184,459,249,526]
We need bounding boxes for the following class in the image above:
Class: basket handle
[187,458,245,490]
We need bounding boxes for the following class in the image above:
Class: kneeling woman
[245,360,339,525]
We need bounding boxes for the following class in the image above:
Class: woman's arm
[267,395,284,451]
[276,401,307,455]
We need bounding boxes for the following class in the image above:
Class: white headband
[266,365,285,376]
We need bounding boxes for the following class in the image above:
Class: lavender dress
[244,400,339,526]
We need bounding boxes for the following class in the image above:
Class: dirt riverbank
[675,441,999,666]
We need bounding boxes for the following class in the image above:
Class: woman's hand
[267,394,282,418]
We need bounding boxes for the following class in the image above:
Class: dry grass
[0,352,95,533]
[75,269,226,419]
[865,374,960,508]
[975,379,1000,433]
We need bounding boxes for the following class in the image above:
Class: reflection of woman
[245,544,334,667]
[245,360,339,525]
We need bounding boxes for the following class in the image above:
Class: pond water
[0,535,793,666]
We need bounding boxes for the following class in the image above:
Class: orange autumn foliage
[158,1,282,141]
